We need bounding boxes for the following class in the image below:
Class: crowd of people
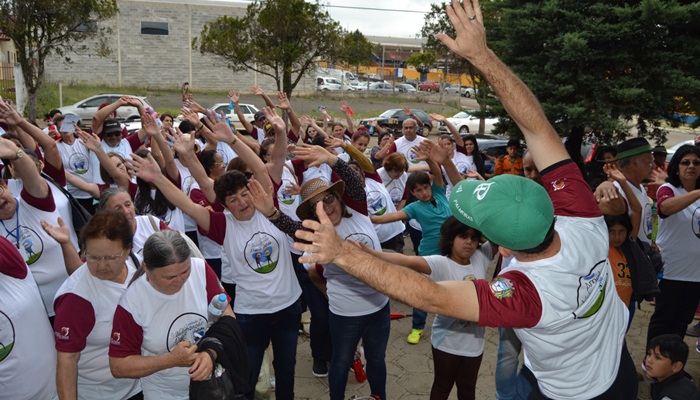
[1,1,699,399]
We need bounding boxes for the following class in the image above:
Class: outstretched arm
[295,204,480,322]
[277,92,301,136]
[340,101,354,133]
[430,113,463,147]
[228,91,255,135]
[436,0,568,171]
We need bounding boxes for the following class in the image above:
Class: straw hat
[296,178,345,221]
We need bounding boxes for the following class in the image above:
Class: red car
[417,81,440,92]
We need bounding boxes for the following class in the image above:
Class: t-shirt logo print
[5,226,45,265]
[473,182,494,201]
[245,232,280,274]
[692,207,700,239]
[0,311,16,362]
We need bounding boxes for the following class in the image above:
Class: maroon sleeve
[366,171,382,183]
[21,182,56,212]
[249,127,259,141]
[42,159,66,187]
[386,142,397,156]
[97,183,110,195]
[0,236,28,279]
[656,185,675,219]
[204,262,230,303]
[270,177,281,209]
[128,181,138,199]
[455,144,468,156]
[159,220,171,230]
[125,134,143,153]
[109,305,143,358]
[287,129,299,143]
[34,144,44,162]
[291,159,306,185]
[198,209,226,245]
[540,160,600,218]
[53,293,95,352]
[190,188,210,207]
[474,270,543,328]
[401,185,409,201]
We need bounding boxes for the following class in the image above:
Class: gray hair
[99,186,130,210]
[142,230,191,270]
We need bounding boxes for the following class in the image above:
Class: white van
[317,68,357,84]
[317,76,343,91]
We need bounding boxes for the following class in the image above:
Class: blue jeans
[291,253,332,363]
[495,327,531,400]
[236,297,301,400]
[329,302,390,400]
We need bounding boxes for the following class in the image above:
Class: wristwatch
[12,148,24,160]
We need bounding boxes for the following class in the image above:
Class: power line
[326,5,430,14]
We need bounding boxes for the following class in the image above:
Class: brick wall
[43,0,315,93]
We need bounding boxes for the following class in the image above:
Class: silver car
[437,110,498,134]
[58,94,151,127]
[396,84,417,93]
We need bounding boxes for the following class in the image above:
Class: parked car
[395,84,417,93]
[437,110,499,134]
[666,140,693,162]
[174,103,259,133]
[58,94,151,127]
[403,79,419,88]
[356,82,395,93]
[461,86,476,98]
[417,81,440,92]
[365,73,382,81]
[317,76,343,91]
[359,109,433,136]
[443,84,462,95]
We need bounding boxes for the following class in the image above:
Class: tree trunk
[27,88,38,123]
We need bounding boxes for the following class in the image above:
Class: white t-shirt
[0,238,58,400]
[365,177,404,243]
[310,207,389,316]
[302,163,332,185]
[90,139,134,184]
[425,244,492,357]
[613,180,653,243]
[132,215,163,259]
[53,260,140,400]
[277,161,302,255]
[206,210,302,314]
[56,139,94,199]
[175,159,197,232]
[216,141,238,165]
[444,151,477,199]
[391,135,427,166]
[656,183,700,282]
[110,258,224,400]
[377,168,408,207]
[1,188,68,316]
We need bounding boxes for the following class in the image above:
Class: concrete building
[43,0,315,93]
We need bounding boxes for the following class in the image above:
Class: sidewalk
[256,249,700,399]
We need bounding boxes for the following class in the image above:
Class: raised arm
[0,137,49,198]
[325,137,375,174]
[127,153,212,232]
[339,101,354,133]
[430,113,463,147]
[436,0,568,170]
[40,218,82,274]
[415,140,463,188]
[228,91,255,135]
[277,92,301,136]
[265,108,291,185]
[606,165,642,238]
[252,85,276,109]
[92,98,124,135]
[76,129,131,190]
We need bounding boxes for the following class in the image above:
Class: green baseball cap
[449,175,554,251]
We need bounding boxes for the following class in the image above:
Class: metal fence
[0,52,16,102]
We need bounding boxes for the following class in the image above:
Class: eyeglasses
[311,193,335,209]
[214,162,227,167]
[680,160,700,166]
[85,250,124,262]
[104,131,122,138]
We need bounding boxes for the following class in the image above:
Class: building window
[141,21,169,36]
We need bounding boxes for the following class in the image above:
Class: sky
[213,0,435,38]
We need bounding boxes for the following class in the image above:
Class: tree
[486,0,700,147]
[406,52,436,81]
[0,0,118,122]
[194,0,343,98]
[421,2,499,133]
[339,29,374,75]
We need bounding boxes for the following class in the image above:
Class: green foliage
[487,0,700,144]
[194,0,342,98]
[339,30,374,73]
[0,0,118,121]
[406,52,437,72]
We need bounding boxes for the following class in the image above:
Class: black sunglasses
[680,160,700,166]
[104,131,122,138]
[311,193,335,210]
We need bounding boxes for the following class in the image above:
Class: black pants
[647,278,700,344]
[522,341,637,400]
[430,347,482,400]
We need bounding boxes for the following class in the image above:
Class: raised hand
[181,107,201,126]
[202,110,235,144]
[293,144,336,168]
[339,101,351,114]
[277,92,291,111]
[435,0,488,61]
[76,130,103,152]
[40,217,71,245]
[126,152,163,183]
[247,178,275,216]
[324,137,344,149]
[0,99,23,126]
[166,127,195,156]
[300,115,313,125]
[403,107,414,117]
[285,182,301,196]
[140,112,160,137]
[251,84,265,96]
[414,140,450,165]
[603,163,626,183]
[429,113,447,123]
[184,99,206,114]
[262,107,284,132]
[0,137,21,160]
[228,90,240,104]
[295,203,345,265]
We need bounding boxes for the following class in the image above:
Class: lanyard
[0,202,20,249]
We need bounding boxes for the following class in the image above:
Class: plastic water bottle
[208,293,228,325]
[144,106,163,128]
[368,125,375,135]
[352,350,366,382]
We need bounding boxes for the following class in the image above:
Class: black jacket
[620,238,660,305]
[650,371,700,400]
[198,316,252,398]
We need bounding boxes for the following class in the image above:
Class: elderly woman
[250,143,390,400]
[48,210,141,399]
[109,230,232,400]
[647,144,700,343]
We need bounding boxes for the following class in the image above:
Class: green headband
[617,144,652,160]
